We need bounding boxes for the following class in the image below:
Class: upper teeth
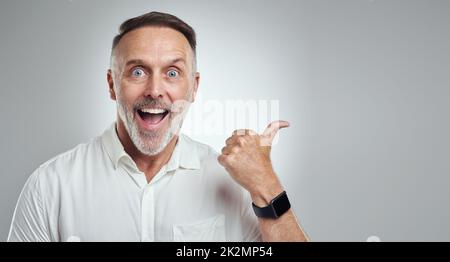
[140,108,167,114]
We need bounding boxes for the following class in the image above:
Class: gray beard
[117,99,174,156]
[115,86,193,156]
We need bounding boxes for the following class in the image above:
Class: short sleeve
[7,168,51,242]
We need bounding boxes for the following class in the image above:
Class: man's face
[108,26,199,156]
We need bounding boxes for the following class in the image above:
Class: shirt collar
[166,133,201,171]
[101,123,200,172]
[100,123,131,170]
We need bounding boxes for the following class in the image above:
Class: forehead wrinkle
[113,27,195,72]
[124,53,188,70]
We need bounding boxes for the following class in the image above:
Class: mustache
[133,98,172,111]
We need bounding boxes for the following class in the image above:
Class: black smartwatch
[252,191,291,219]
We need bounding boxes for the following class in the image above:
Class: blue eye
[131,68,145,77]
[167,70,179,78]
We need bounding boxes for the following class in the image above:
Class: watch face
[273,192,291,217]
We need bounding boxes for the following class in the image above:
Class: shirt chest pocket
[172,214,226,242]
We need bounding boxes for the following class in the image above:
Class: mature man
[8,11,308,242]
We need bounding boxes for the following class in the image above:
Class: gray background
[1,0,449,241]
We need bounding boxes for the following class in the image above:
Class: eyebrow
[125,58,187,68]
[125,59,146,67]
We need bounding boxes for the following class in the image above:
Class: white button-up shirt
[7,123,261,242]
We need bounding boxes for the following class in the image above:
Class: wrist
[250,180,284,207]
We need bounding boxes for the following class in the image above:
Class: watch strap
[252,191,291,219]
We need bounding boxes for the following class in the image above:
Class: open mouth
[136,108,170,128]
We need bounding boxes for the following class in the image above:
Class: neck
[116,117,178,183]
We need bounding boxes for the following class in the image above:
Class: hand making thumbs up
[218,120,290,206]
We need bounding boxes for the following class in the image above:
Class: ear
[107,69,116,101]
[191,72,200,102]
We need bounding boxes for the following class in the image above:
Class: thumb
[261,120,290,146]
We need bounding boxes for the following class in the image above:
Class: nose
[143,74,165,99]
